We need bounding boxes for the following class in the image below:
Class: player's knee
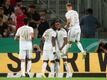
[21,59,25,62]
[43,60,48,63]
[63,58,67,62]
[55,59,60,62]
[50,60,55,63]
[27,58,32,61]
[68,41,72,44]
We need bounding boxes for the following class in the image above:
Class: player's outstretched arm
[31,32,34,40]
[60,37,67,51]
[52,36,56,54]
[64,19,70,29]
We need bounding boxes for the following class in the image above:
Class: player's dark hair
[86,8,93,15]
[66,3,72,7]
[50,20,57,30]
[23,17,29,25]
[55,19,61,23]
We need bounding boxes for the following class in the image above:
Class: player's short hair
[55,19,61,23]
[66,3,72,7]
[50,19,61,26]
[23,17,29,24]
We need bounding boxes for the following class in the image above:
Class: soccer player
[54,20,72,78]
[65,3,86,58]
[14,18,34,77]
[41,22,57,78]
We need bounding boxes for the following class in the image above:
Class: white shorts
[19,50,32,59]
[56,45,68,59]
[68,28,81,42]
[42,50,55,61]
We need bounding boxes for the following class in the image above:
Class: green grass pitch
[0,77,106,80]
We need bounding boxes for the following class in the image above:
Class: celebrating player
[54,20,72,78]
[41,21,57,78]
[14,18,34,77]
[65,3,86,58]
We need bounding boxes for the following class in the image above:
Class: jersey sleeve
[42,30,47,38]
[30,27,34,33]
[15,28,20,36]
[71,11,79,26]
[65,12,71,20]
[52,31,56,38]
[63,30,67,38]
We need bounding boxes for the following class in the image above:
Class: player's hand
[64,25,67,28]
[64,26,69,32]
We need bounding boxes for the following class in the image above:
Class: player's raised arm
[65,18,70,29]
[52,36,56,51]
[60,37,67,51]
[51,25,57,54]
[65,3,72,29]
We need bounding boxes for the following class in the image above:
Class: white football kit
[56,28,68,59]
[42,28,56,61]
[15,25,34,59]
[65,10,81,42]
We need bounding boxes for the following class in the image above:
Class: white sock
[27,60,32,73]
[76,42,85,53]
[42,62,47,73]
[64,62,70,73]
[21,62,25,76]
[55,62,60,73]
[50,62,55,76]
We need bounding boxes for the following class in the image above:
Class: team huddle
[14,3,86,78]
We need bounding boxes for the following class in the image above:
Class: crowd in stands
[0,0,100,38]
[0,0,49,38]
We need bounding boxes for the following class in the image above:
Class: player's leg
[26,50,32,74]
[49,51,55,78]
[55,58,60,77]
[62,47,72,78]
[63,58,72,78]
[67,29,73,48]
[42,60,48,78]
[42,50,48,77]
[19,50,26,77]
[54,50,60,77]
[49,60,55,78]
[75,32,86,58]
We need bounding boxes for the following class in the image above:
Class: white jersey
[65,10,80,30]
[43,28,56,51]
[15,25,34,50]
[56,28,67,48]
[55,28,68,59]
